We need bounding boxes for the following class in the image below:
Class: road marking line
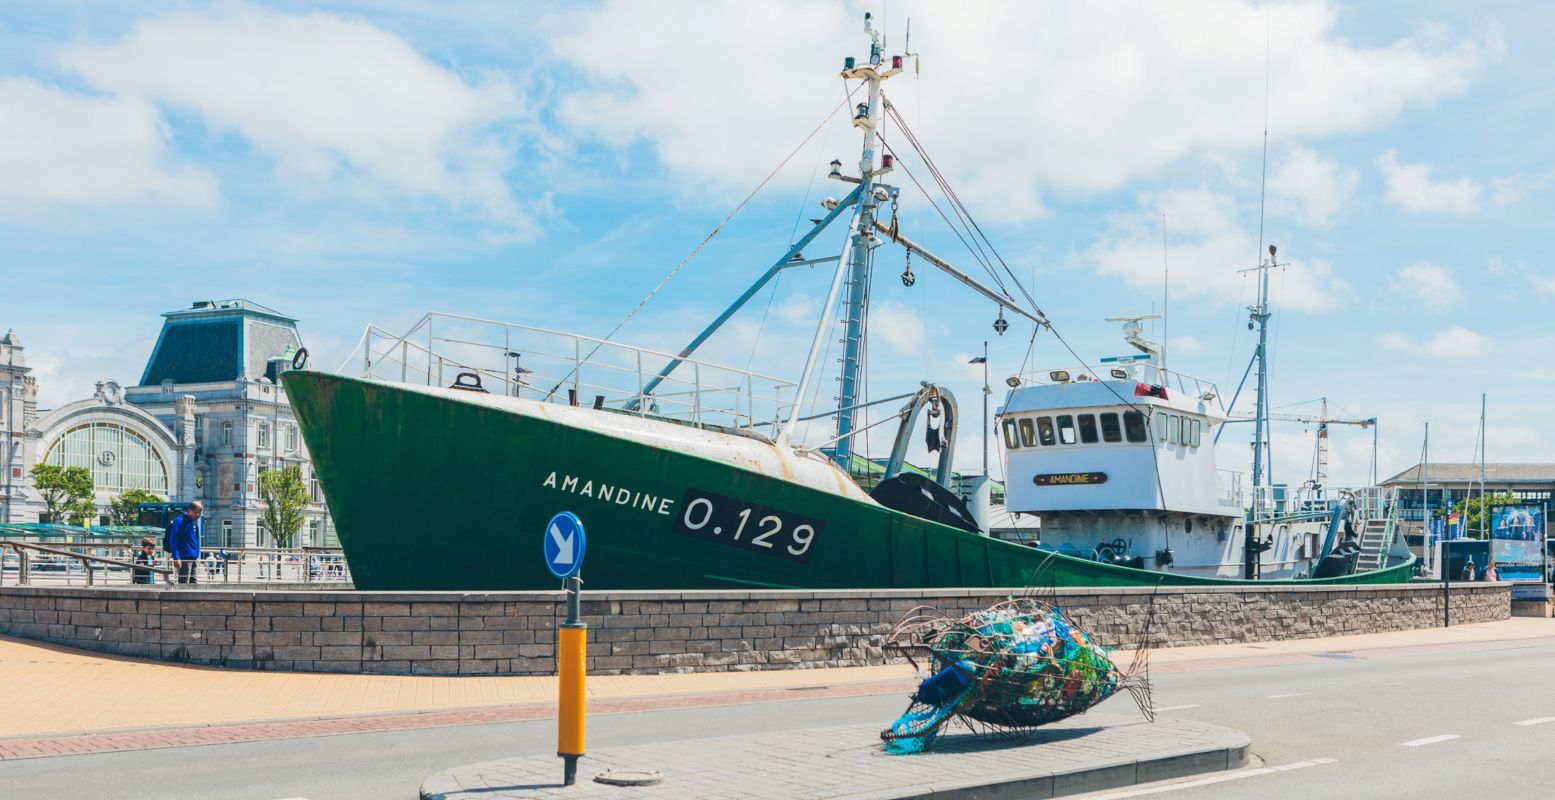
[1401,735,1460,747]
[1151,704,1201,712]
[1515,717,1555,726]
[1080,757,1335,798]
[1273,757,1337,770]
[1266,692,1311,699]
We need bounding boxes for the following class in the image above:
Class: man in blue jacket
[166,501,204,584]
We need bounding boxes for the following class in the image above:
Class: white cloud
[1089,189,1347,312]
[1394,262,1460,309]
[1374,150,1482,215]
[872,300,927,356]
[554,0,1499,221]
[0,78,219,214]
[1168,335,1207,355]
[1377,326,1489,359]
[58,3,535,233]
[1270,146,1358,227]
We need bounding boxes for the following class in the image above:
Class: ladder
[1355,497,1401,572]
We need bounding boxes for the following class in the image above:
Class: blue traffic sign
[543,512,586,579]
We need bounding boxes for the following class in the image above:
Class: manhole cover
[595,769,663,786]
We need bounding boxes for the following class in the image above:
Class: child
[131,537,156,585]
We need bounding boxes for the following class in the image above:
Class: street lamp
[969,343,990,476]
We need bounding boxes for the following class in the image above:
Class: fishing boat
[284,14,1413,590]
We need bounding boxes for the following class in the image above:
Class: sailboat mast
[833,14,894,468]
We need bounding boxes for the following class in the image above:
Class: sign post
[543,511,587,786]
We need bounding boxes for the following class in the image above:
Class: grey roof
[1381,463,1555,486]
[162,299,296,323]
[139,299,303,386]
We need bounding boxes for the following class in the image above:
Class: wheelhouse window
[1056,415,1077,445]
[1018,418,1035,448]
[1078,414,1099,444]
[1168,414,1180,445]
[1002,419,1020,449]
[1099,412,1122,443]
[1123,411,1148,443]
[1036,416,1056,447]
[1190,418,1202,447]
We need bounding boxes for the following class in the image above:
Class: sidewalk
[3,617,1551,742]
[421,716,1250,800]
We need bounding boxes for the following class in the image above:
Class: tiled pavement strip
[2,618,1551,762]
[419,716,1249,800]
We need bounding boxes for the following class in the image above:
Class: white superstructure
[994,317,1353,578]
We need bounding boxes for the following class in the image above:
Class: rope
[543,86,860,399]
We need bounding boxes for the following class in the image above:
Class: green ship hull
[284,371,1416,591]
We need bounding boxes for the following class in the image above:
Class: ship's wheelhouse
[998,378,1227,518]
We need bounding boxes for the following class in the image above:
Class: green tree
[258,465,309,548]
[109,488,163,527]
[30,464,95,524]
[1453,492,1522,539]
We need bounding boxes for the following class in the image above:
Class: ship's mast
[1240,245,1279,500]
[830,13,897,469]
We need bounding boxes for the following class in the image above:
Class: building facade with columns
[2,301,333,549]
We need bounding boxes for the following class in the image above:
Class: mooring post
[558,575,586,785]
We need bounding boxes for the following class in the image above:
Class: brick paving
[0,680,913,762]
[419,715,1249,800]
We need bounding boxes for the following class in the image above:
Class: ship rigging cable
[877,97,1151,417]
[543,85,861,400]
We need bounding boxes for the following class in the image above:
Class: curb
[420,715,1250,800]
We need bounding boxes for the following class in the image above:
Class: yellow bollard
[557,576,586,785]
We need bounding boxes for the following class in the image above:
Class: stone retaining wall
[0,583,1509,676]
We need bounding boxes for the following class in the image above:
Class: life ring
[291,347,310,370]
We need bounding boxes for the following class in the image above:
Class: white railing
[343,313,798,434]
[0,543,351,587]
[1018,363,1220,404]
[1217,473,1395,524]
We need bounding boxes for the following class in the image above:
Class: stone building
[2,300,334,548]
[1,329,41,524]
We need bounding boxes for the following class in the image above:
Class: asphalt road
[4,639,1554,800]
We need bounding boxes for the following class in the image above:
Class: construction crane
[1230,398,1377,491]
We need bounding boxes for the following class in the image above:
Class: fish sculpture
[881,597,1152,754]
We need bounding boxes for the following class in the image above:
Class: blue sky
[1,1,1550,488]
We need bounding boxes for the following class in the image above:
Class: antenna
[1256,8,1271,265]
[1161,213,1169,373]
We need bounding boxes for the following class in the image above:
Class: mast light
[828,159,842,179]
[881,154,894,170]
[892,55,903,70]
[845,56,856,70]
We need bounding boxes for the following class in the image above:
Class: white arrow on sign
[549,521,574,565]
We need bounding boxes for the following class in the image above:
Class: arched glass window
[42,422,169,494]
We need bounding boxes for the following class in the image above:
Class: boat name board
[671,488,823,563]
[541,472,675,516]
[1034,472,1109,486]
